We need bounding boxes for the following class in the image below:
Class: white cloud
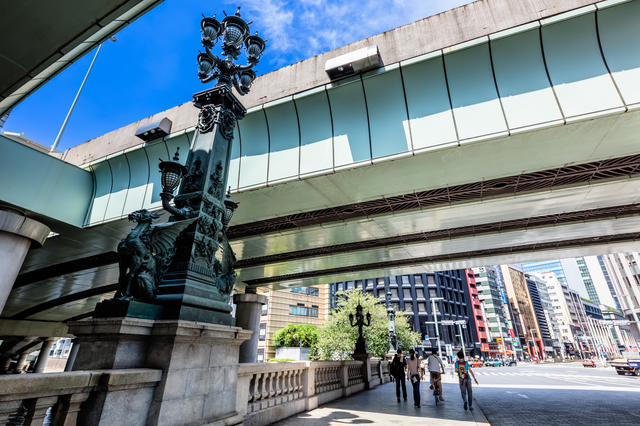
[240,0,475,67]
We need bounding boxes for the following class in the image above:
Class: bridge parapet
[0,368,162,426]
[237,359,389,426]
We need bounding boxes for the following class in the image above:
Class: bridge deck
[272,379,489,426]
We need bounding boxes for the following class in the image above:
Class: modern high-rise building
[500,265,545,359]
[257,285,330,362]
[330,270,483,358]
[598,253,640,341]
[473,267,517,358]
[536,271,576,356]
[526,274,562,358]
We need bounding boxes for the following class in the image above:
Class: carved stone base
[155,270,235,326]
[94,299,163,320]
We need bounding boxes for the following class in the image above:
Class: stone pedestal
[94,299,163,320]
[68,317,251,426]
[0,210,50,315]
[233,292,267,363]
[352,353,374,389]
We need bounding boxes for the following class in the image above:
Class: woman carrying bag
[406,349,424,408]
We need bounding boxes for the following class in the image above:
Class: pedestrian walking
[455,350,479,411]
[406,349,423,408]
[390,349,407,402]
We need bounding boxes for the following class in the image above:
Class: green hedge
[268,358,295,362]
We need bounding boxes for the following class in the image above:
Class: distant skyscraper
[522,260,568,285]
[576,257,600,304]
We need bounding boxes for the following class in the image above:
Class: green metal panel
[238,108,269,188]
[228,122,241,191]
[265,99,300,182]
[363,68,412,158]
[541,12,624,117]
[597,0,640,106]
[163,132,191,165]
[141,141,169,210]
[103,155,130,221]
[87,161,112,224]
[122,147,150,216]
[0,135,92,227]
[444,43,508,140]
[327,79,371,167]
[401,53,457,151]
[295,88,333,174]
[491,28,563,129]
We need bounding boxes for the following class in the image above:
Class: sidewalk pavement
[272,374,489,426]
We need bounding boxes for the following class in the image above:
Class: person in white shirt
[426,348,445,401]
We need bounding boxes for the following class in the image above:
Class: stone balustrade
[237,359,390,426]
[0,369,162,426]
[0,360,390,426]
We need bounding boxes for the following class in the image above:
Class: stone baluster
[267,372,276,398]
[341,362,349,390]
[0,401,24,425]
[22,396,59,426]
[275,371,283,396]
[51,393,90,426]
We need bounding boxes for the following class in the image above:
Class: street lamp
[442,319,467,359]
[197,7,266,94]
[430,297,444,359]
[386,291,397,353]
[350,303,371,356]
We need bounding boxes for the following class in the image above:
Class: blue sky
[4,0,474,153]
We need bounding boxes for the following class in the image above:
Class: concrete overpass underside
[2,0,640,326]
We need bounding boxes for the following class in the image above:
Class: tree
[312,290,421,360]
[272,324,318,349]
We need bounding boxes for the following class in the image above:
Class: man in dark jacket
[390,349,407,402]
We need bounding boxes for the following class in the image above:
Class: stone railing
[237,359,391,426]
[0,369,162,426]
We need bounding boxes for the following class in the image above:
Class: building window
[377,279,385,288]
[338,283,344,291]
[429,289,438,298]
[402,275,410,285]
[257,348,265,363]
[415,288,425,299]
[366,279,374,289]
[415,275,423,285]
[347,281,354,290]
[390,288,399,298]
[259,323,266,341]
[403,289,412,299]
[289,306,319,317]
[418,303,426,312]
[261,299,269,316]
[389,276,397,284]
[291,287,319,296]
[427,275,436,285]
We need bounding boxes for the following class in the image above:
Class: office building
[330,270,482,358]
[257,285,330,362]
[598,253,640,341]
[527,274,562,358]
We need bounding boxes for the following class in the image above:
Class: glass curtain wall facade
[330,269,480,358]
[576,257,600,304]
[522,260,568,285]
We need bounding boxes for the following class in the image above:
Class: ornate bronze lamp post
[109,6,265,326]
[350,304,371,356]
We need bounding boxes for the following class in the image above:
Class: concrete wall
[61,0,603,167]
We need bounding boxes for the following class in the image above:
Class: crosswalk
[470,370,639,388]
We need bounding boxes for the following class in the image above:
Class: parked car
[484,358,503,367]
[469,359,484,368]
[505,359,518,367]
[582,359,596,368]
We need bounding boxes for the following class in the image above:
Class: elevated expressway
[2,0,640,329]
